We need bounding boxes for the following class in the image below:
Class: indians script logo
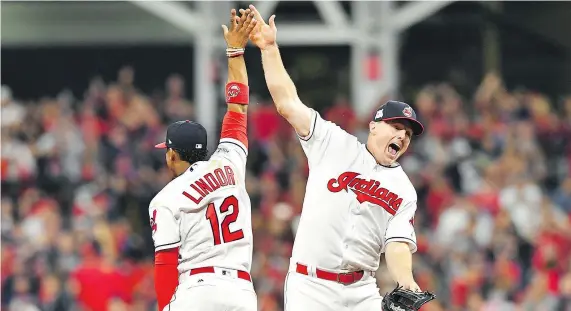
[150,209,157,233]
[327,172,402,215]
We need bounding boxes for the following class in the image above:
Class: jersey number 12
[206,195,244,245]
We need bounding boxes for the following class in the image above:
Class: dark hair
[171,148,208,164]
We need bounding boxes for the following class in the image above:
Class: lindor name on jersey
[327,171,403,215]
[182,166,236,204]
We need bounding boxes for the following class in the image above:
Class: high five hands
[222,5,277,50]
[247,4,277,50]
[222,8,257,48]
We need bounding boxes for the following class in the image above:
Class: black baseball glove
[382,284,435,311]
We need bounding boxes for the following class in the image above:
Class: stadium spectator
[1,67,570,311]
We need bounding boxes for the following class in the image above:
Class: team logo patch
[150,209,157,233]
[375,109,383,120]
[227,85,241,99]
[402,106,413,117]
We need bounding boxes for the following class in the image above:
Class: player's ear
[167,148,177,162]
[369,121,376,133]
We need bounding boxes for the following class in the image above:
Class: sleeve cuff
[383,237,418,254]
[297,109,318,141]
[219,138,248,157]
[155,240,182,252]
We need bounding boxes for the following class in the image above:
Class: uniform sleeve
[212,111,248,177]
[149,205,181,251]
[211,142,247,182]
[382,200,418,253]
[298,109,361,167]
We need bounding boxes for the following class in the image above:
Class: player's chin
[375,151,397,167]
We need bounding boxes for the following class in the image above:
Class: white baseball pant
[284,263,383,311]
[164,267,257,311]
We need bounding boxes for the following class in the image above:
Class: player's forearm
[260,44,312,136]
[385,242,415,285]
[260,44,299,115]
[227,55,248,114]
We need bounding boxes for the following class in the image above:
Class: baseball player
[149,9,258,311]
[248,5,434,311]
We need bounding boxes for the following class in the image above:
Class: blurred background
[2,1,571,311]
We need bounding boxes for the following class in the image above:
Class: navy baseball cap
[155,120,207,151]
[372,100,424,136]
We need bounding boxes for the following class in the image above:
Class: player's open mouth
[388,142,401,157]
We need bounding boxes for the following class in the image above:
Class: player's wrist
[226,46,245,58]
[261,43,278,53]
[226,82,249,105]
[395,276,416,286]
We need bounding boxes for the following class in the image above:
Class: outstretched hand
[247,4,277,50]
[222,8,257,48]
[382,284,436,311]
[399,280,422,292]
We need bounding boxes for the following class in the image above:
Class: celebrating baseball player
[149,9,258,311]
[248,5,435,311]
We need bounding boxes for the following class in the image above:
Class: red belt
[189,266,252,282]
[295,263,366,285]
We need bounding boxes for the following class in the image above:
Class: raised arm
[219,9,257,153]
[223,9,256,114]
[248,5,313,137]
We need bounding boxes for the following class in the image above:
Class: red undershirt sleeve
[220,111,248,149]
[154,248,179,311]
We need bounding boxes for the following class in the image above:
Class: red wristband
[226,82,249,105]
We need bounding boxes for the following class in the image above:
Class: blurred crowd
[1,65,571,311]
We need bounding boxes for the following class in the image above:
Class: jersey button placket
[344,203,358,257]
[344,216,352,250]
[342,205,356,262]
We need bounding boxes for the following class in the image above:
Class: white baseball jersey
[292,109,418,272]
[149,137,253,274]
